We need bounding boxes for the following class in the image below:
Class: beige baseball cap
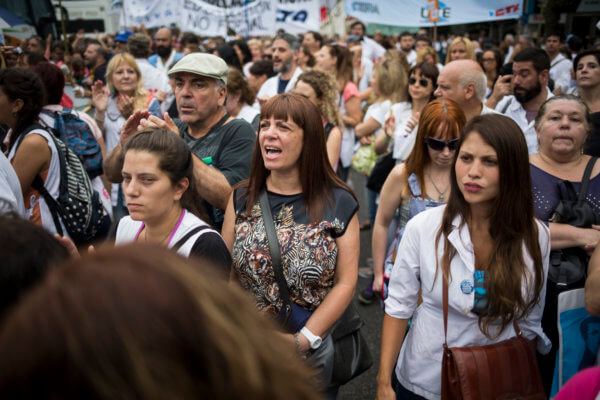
[168,53,228,84]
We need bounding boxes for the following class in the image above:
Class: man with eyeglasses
[434,59,498,121]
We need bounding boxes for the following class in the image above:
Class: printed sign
[181,0,275,37]
[345,0,523,27]
[275,0,320,34]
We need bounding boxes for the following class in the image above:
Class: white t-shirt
[0,151,25,217]
[8,127,69,238]
[363,99,391,138]
[390,102,415,161]
[115,208,223,258]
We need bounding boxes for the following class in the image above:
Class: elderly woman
[222,93,359,396]
[530,94,600,392]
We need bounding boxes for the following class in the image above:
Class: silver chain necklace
[427,172,449,202]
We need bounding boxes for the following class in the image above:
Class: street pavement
[338,170,384,400]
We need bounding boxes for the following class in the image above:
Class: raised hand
[91,81,108,112]
[139,112,179,136]
[117,94,134,119]
[120,109,152,146]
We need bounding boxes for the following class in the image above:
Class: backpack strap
[31,175,64,237]
[171,225,211,251]
[579,157,598,201]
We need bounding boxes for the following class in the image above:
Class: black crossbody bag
[258,190,372,386]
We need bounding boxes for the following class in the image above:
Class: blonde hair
[247,38,263,52]
[416,46,439,64]
[446,37,476,64]
[296,69,343,128]
[106,52,149,112]
[373,59,406,104]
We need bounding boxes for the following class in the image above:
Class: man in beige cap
[104,53,255,230]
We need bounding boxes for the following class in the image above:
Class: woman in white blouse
[376,114,551,400]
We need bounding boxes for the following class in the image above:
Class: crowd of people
[0,18,599,399]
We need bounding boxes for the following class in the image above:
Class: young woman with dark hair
[573,50,600,155]
[116,127,230,273]
[222,93,359,396]
[479,48,503,99]
[377,113,550,399]
[374,62,438,161]
[0,68,70,237]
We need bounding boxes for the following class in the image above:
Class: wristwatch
[300,327,323,350]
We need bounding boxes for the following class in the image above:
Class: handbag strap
[578,156,598,201]
[442,270,522,347]
[259,189,293,314]
[171,225,211,251]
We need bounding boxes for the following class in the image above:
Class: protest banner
[345,0,523,27]
[181,0,276,37]
[123,0,182,28]
[275,0,321,35]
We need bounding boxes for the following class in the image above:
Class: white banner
[345,0,523,27]
[275,0,321,34]
[181,0,276,37]
[123,0,182,28]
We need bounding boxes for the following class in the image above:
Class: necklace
[427,172,450,202]
[144,228,172,244]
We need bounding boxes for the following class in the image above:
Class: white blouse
[385,205,551,399]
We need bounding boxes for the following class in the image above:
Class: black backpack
[16,124,110,245]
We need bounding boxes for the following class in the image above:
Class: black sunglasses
[425,137,459,151]
[409,77,429,87]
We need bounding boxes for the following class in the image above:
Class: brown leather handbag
[441,275,546,400]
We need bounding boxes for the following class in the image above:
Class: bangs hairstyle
[243,93,356,222]
[435,114,543,339]
[124,128,209,223]
[446,37,476,64]
[106,53,148,111]
[406,61,439,103]
[404,99,466,197]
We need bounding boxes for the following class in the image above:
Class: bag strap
[442,270,522,347]
[259,189,292,316]
[171,225,211,251]
[31,175,64,237]
[578,157,598,201]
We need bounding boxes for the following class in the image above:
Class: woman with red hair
[370,99,466,299]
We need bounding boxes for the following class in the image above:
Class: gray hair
[274,33,301,52]
[458,68,487,103]
[534,94,591,134]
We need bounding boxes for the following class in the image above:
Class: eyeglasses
[409,77,429,87]
[425,137,459,151]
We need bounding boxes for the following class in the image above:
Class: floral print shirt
[232,187,358,315]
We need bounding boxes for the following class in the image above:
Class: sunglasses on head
[425,136,459,151]
[409,77,429,87]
